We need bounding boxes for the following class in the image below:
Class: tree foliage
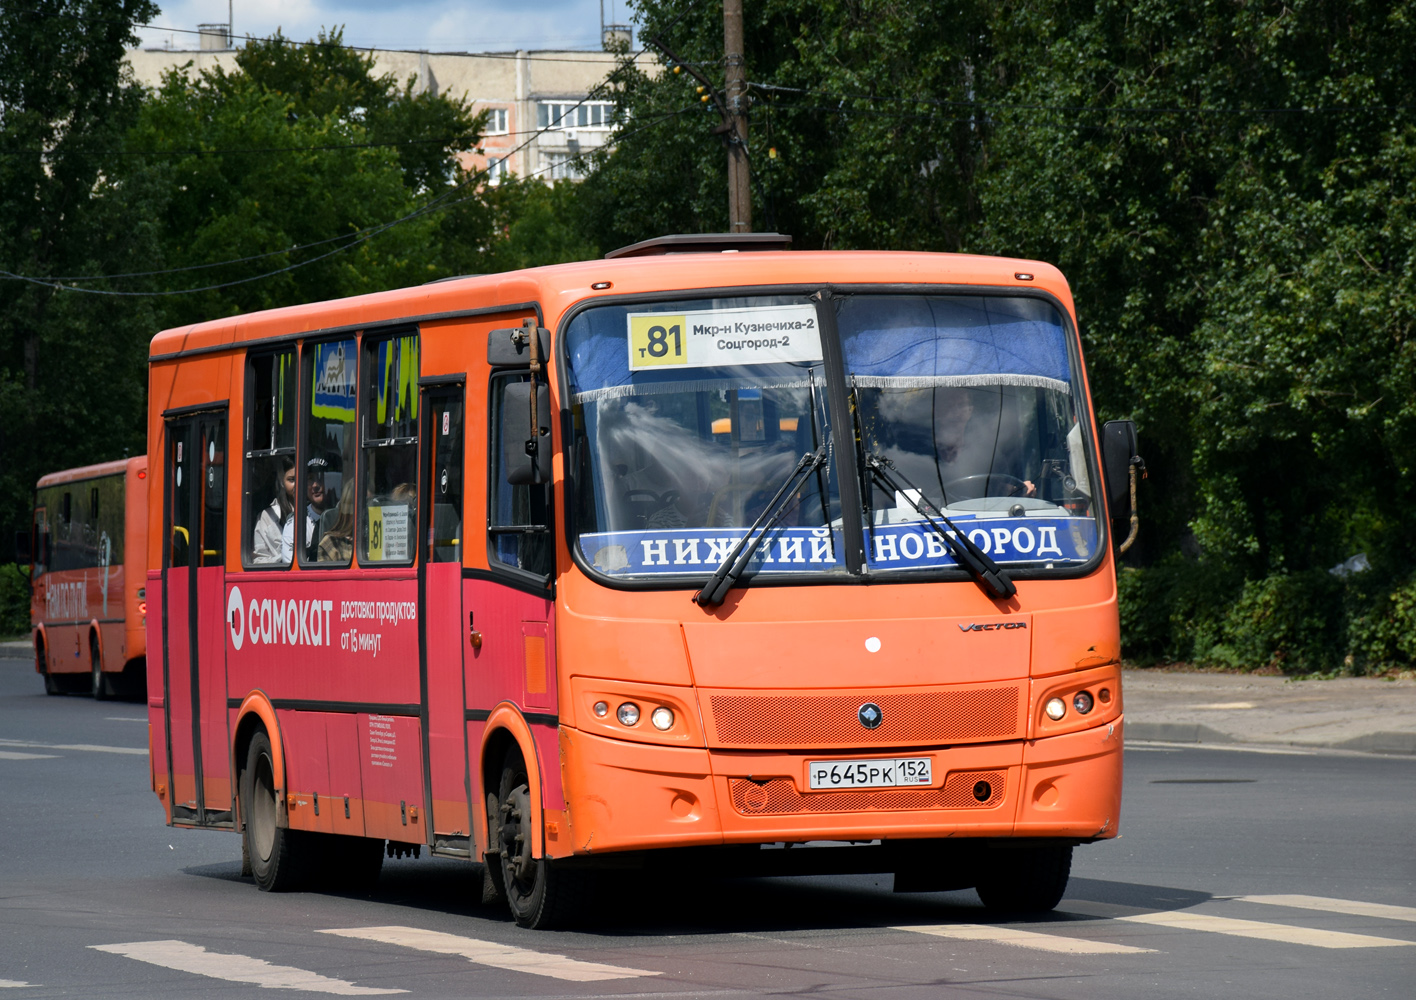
[0,1,162,539]
[581,0,1416,671]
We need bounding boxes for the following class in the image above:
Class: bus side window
[305,338,359,566]
[489,371,552,578]
[244,348,298,568]
[359,333,418,565]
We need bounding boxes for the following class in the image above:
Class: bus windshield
[839,294,1098,573]
[565,292,1099,583]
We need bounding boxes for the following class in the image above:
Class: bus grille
[729,770,1007,815]
[707,688,1021,748]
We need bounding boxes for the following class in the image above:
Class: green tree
[0,1,161,538]
[128,29,494,328]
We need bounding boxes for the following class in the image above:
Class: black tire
[241,731,309,891]
[481,788,508,907]
[975,844,1073,914]
[39,640,63,696]
[495,746,586,929]
[91,642,111,701]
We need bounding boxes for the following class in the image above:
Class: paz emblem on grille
[858,702,883,729]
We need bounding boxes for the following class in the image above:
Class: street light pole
[723,0,750,233]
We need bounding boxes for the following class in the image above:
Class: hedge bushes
[1119,559,1416,675]
[0,563,30,639]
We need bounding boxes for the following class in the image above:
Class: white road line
[1238,895,1416,923]
[0,981,35,988]
[893,923,1155,954]
[1117,911,1414,948]
[0,740,144,756]
[90,941,406,995]
[104,717,145,722]
[319,926,661,982]
[0,751,58,760]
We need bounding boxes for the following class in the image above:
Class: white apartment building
[125,27,648,183]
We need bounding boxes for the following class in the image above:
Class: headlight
[1073,691,1095,715]
[616,702,640,727]
[593,701,609,718]
[651,707,674,731]
[1044,697,1067,721]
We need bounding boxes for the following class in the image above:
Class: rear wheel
[975,844,1073,914]
[241,731,309,891]
[39,640,63,696]
[90,642,111,701]
[495,746,586,929]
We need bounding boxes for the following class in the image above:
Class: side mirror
[1101,420,1140,541]
[501,382,552,485]
[488,326,550,368]
[14,529,31,564]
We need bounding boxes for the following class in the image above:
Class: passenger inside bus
[317,488,356,562]
[252,457,297,564]
[303,457,334,561]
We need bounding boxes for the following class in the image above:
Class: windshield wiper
[695,445,829,607]
[862,452,1017,600]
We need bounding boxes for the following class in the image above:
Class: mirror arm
[1116,455,1147,555]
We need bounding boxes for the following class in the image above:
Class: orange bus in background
[146,235,1140,928]
[27,458,149,698]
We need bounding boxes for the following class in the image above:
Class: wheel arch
[232,692,284,829]
[87,620,104,667]
[32,625,47,674]
[478,705,546,860]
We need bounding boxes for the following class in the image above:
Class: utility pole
[723,0,750,233]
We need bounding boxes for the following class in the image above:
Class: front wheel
[241,731,309,891]
[495,747,586,929]
[975,844,1073,913]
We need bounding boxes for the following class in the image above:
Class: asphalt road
[2,652,1413,999]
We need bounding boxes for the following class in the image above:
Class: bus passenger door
[163,410,231,826]
[419,383,471,849]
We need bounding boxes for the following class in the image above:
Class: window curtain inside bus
[836,295,1072,393]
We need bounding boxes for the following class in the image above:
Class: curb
[1333,732,1416,756]
[1125,722,1235,745]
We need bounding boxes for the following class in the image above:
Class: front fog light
[1044,697,1067,721]
[593,701,609,718]
[617,702,641,726]
[1073,691,1095,715]
[651,706,674,731]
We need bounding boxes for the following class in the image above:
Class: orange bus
[146,235,1138,928]
[26,458,149,698]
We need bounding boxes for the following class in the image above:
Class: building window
[487,157,508,185]
[484,107,509,135]
[536,100,614,131]
[540,152,581,182]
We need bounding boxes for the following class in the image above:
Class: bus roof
[148,249,1073,361]
[36,456,144,489]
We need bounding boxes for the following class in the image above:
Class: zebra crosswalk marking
[1115,910,1414,949]
[894,923,1155,954]
[90,941,405,994]
[319,926,661,982]
[1237,895,1416,924]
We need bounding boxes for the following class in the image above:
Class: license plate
[807,757,933,790]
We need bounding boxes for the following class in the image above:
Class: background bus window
[36,478,124,574]
[489,372,551,578]
[304,338,358,566]
[360,333,418,565]
[31,507,48,578]
[244,348,297,567]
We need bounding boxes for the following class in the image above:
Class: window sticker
[626,304,822,371]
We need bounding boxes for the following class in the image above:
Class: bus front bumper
[556,716,1124,857]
